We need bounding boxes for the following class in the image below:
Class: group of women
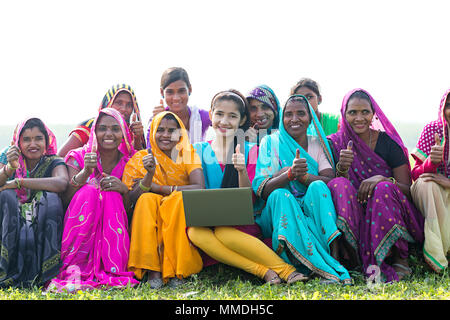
[0,67,448,291]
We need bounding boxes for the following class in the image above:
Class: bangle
[7,162,18,171]
[14,178,21,189]
[70,174,84,187]
[287,168,295,181]
[170,185,174,193]
[139,180,151,192]
[388,177,396,185]
[159,184,163,194]
[299,173,309,185]
[336,162,349,175]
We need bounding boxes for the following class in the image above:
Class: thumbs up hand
[430,133,444,165]
[291,148,308,179]
[83,143,98,175]
[232,144,246,173]
[6,140,20,170]
[143,147,157,176]
[153,99,165,117]
[129,112,144,139]
[337,140,354,173]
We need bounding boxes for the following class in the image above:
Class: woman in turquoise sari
[253,94,351,284]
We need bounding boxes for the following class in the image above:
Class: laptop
[182,187,255,227]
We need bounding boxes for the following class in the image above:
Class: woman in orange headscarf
[123,111,205,289]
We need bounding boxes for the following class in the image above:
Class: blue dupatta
[253,94,334,199]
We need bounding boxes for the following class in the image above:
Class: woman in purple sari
[327,89,424,282]
[48,108,139,291]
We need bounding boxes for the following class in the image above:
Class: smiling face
[111,91,133,123]
[345,97,374,135]
[161,80,191,113]
[283,99,310,140]
[248,99,275,129]
[19,127,47,161]
[95,114,123,151]
[211,99,246,138]
[155,117,181,156]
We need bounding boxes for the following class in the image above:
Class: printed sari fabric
[193,140,261,266]
[71,84,146,148]
[410,89,450,272]
[252,95,351,284]
[49,108,138,291]
[0,119,65,288]
[124,111,203,282]
[327,88,424,282]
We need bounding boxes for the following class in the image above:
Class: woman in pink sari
[48,108,139,291]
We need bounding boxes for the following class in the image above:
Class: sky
[1,0,449,131]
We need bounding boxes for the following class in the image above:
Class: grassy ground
[0,251,448,301]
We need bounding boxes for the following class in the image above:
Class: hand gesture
[338,140,354,172]
[291,149,308,180]
[143,148,157,176]
[129,113,144,138]
[6,141,20,169]
[152,99,165,117]
[83,144,98,175]
[232,144,246,173]
[100,172,128,194]
[244,124,259,143]
[430,133,443,165]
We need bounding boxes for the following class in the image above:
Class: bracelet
[287,167,295,181]
[70,174,84,187]
[336,162,349,175]
[388,177,396,185]
[14,178,21,189]
[139,180,151,192]
[7,162,18,171]
[170,185,174,193]
[299,173,309,185]
[159,184,163,194]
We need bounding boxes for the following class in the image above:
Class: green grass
[1,252,448,300]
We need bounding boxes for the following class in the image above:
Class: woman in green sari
[253,94,351,284]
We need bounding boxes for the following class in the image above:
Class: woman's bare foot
[286,271,309,284]
[263,269,282,285]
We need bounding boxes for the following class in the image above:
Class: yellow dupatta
[124,111,203,281]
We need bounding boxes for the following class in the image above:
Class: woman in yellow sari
[122,111,205,289]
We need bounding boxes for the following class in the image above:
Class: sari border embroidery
[278,235,341,283]
[423,248,446,273]
[374,225,415,266]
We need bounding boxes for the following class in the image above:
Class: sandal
[392,263,412,281]
[264,269,282,285]
[286,271,309,284]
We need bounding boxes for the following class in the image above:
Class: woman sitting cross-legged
[327,88,424,282]
[123,111,205,289]
[253,94,352,285]
[48,108,139,291]
[189,89,311,285]
[0,118,68,288]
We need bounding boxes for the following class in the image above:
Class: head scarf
[411,89,449,178]
[253,94,334,198]
[99,83,142,123]
[328,88,410,188]
[147,111,201,186]
[12,117,58,203]
[246,84,281,132]
[65,108,135,183]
